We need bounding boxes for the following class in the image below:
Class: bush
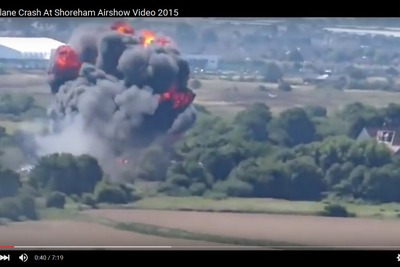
[46,192,66,209]
[94,183,128,204]
[81,193,96,208]
[0,198,20,221]
[213,179,253,197]
[257,85,269,92]
[188,183,207,196]
[263,62,283,83]
[190,79,202,90]
[70,194,80,202]
[278,82,292,92]
[204,191,227,200]
[320,204,354,218]
[162,185,191,197]
[0,218,11,225]
[17,194,38,220]
[0,195,38,221]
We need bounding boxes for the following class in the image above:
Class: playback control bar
[0,250,399,266]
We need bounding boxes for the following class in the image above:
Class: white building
[183,54,220,70]
[0,37,65,69]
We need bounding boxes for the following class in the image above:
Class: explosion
[37,21,197,175]
[111,21,134,35]
[141,30,155,47]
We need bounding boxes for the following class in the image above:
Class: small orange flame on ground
[141,30,155,47]
[111,21,134,35]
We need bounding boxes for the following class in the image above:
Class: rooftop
[0,37,65,59]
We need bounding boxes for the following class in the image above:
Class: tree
[46,192,66,209]
[348,67,367,80]
[136,145,169,181]
[233,103,272,141]
[286,156,325,201]
[76,155,103,193]
[304,105,327,118]
[325,163,344,189]
[94,182,129,204]
[29,153,103,195]
[278,81,292,92]
[0,168,20,198]
[190,79,202,90]
[277,108,316,147]
[362,165,400,202]
[287,48,304,63]
[263,62,283,83]
[213,179,253,197]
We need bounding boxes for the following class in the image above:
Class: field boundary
[103,197,400,219]
[109,221,305,247]
[40,208,306,247]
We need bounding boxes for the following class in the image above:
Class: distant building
[303,72,347,89]
[183,54,220,70]
[356,126,400,154]
[0,37,65,69]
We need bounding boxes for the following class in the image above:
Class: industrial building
[183,54,220,70]
[0,37,65,69]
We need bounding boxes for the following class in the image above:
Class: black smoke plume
[35,22,197,174]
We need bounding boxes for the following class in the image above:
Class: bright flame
[155,37,171,46]
[159,85,196,109]
[53,45,81,75]
[141,30,155,47]
[111,21,134,35]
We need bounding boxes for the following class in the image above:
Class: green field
[101,196,400,219]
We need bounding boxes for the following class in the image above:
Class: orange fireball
[159,85,196,109]
[111,21,134,35]
[140,30,155,47]
[53,45,81,74]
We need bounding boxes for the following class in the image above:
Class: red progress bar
[0,246,14,249]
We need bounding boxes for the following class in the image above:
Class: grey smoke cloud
[34,22,197,175]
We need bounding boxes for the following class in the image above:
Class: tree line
[1,101,400,222]
[139,102,400,203]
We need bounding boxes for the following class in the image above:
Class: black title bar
[0,2,399,17]
[0,250,399,266]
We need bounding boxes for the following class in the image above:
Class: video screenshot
[0,9,398,265]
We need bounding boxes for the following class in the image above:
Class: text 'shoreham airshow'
[0,8,179,17]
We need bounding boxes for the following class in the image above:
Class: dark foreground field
[1,208,400,247]
[84,209,400,247]
[0,220,224,247]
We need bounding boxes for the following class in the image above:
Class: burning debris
[111,20,135,35]
[36,21,197,174]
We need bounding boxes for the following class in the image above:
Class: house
[356,126,400,154]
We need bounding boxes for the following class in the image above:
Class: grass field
[3,197,400,247]
[0,120,44,134]
[196,80,400,116]
[127,197,400,219]
[0,220,225,247]
[84,208,400,247]
[2,73,400,117]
